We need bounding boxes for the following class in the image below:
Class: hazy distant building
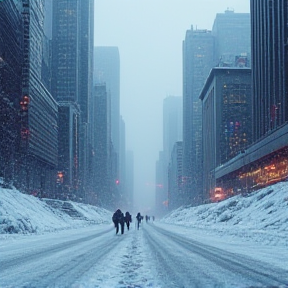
[155,151,166,216]
[199,67,252,201]
[126,150,134,208]
[212,9,251,67]
[163,96,182,166]
[182,27,214,205]
[78,0,94,201]
[250,0,288,140]
[94,47,121,187]
[119,116,126,206]
[168,141,183,210]
[90,84,111,207]
[162,96,182,207]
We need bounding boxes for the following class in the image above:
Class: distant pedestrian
[136,212,142,230]
[119,212,125,234]
[112,209,122,234]
[125,211,132,230]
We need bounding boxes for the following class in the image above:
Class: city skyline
[94,0,250,209]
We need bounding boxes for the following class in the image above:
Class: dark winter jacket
[112,209,122,223]
[119,212,125,224]
[136,212,142,222]
[125,211,132,223]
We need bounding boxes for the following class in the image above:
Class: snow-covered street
[1,182,288,287]
[1,221,288,287]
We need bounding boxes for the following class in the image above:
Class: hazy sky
[94,0,250,212]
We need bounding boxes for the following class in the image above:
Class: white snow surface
[161,181,288,247]
[0,185,111,235]
[0,181,288,288]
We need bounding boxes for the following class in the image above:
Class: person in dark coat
[125,211,132,230]
[119,212,125,234]
[136,212,142,230]
[112,209,122,234]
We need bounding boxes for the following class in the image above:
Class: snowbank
[1,182,288,248]
[0,186,111,235]
[161,182,288,246]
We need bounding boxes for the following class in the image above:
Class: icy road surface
[1,222,288,288]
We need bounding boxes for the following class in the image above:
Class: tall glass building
[251,0,288,140]
[0,0,23,186]
[52,0,94,199]
[94,46,121,200]
[212,1,288,199]
[182,27,214,204]
[90,84,111,207]
[212,9,251,66]
[163,96,182,208]
[21,0,58,195]
[94,47,120,174]
[199,67,252,201]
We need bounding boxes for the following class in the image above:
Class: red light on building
[115,179,120,185]
[20,95,30,111]
[211,187,226,202]
[21,128,30,139]
[57,171,64,184]
[162,200,168,207]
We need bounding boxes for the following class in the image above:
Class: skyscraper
[119,115,126,205]
[162,96,182,207]
[163,96,183,167]
[155,151,166,215]
[0,0,23,187]
[52,0,80,196]
[250,0,288,141]
[52,0,94,199]
[20,0,58,195]
[90,84,111,207]
[126,150,134,209]
[94,46,121,191]
[168,141,183,210]
[200,67,252,201]
[182,27,214,204]
[213,1,288,197]
[212,9,251,66]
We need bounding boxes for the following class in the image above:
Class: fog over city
[1,1,288,287]
[94,0,250,210]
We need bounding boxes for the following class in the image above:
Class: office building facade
[52,0,94,200]
[250,0,288,141]
[212,9,251,66]
[200,67,252,201]
[90,84,112,207]
[162,96,182,207]
[168,141,183,210]
[94,47,121,189]
[20,0,58,195]
[182,27,214,204]
[0,0,23,187]
[212,1,288,200]
[125,150,134,209]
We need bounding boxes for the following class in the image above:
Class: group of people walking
[112,209,145,234]
[112,209,132,234]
